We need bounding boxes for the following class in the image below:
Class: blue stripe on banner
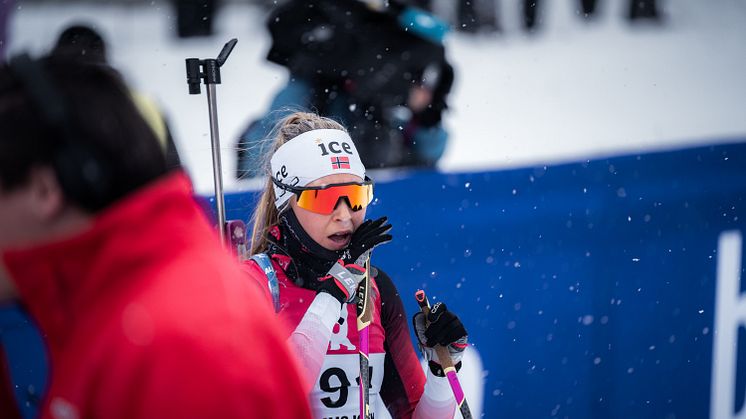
[0,303,48,419]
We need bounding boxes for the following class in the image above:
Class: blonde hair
[249,112,348,255]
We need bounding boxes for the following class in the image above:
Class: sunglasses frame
[273,176,374,213]
[272,176,373,195]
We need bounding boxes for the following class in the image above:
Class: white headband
[270,129,366,209]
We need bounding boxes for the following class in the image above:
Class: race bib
[312,353,385,419]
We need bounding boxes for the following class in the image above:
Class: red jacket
[2,172,312,419]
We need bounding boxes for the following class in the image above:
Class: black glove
[317,217,392,306]
[317,260,367,306]
[342,216,393,265]
[425,302,468,347]
[413,302,468,365]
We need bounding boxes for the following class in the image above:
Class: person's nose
[332,198,353,222]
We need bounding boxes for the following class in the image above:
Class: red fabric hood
[1,172,217,360]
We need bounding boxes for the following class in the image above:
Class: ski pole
[185,38,237,247]
[356,257,372,419]
[415,290,472,419]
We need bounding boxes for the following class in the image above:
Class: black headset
[7,53,112,211]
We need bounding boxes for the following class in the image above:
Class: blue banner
[3,140,746,418]
[0,303,47,419]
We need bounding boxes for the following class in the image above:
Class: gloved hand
[413,302,468,367]
[342,216,393,266]
[317,259,367,305]
[318,217,393,306]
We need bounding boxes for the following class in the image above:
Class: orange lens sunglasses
[273,177,374,215]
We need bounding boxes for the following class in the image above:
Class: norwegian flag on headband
[331,156,350,170]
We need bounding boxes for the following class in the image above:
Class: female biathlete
[244,112,468,418]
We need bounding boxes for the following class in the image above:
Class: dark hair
[52,24,107,64]
[0,54,167,211]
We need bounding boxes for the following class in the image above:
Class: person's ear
[27,166,66,221]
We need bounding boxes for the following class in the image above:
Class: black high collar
[266,208,343,288]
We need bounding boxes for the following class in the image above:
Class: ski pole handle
[415,290,473,419]
[415,290,457,370]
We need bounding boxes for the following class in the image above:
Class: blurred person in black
[52,24,182,169]
[236,0,455,178]
[627,0,660,21]
[523,0,660,31]
[0,0,13,62]
[174,0,217,38]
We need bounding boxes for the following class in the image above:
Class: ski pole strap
[250,253,281,313]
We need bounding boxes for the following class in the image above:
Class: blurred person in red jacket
[0,53,312,419]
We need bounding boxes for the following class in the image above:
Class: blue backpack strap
[250,253,281,313]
